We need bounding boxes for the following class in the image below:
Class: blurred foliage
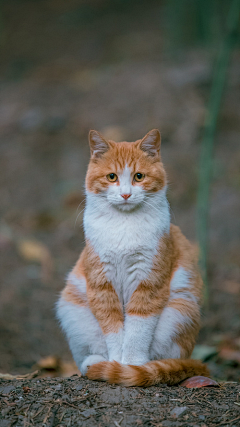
[196,0,240,299]
[163,0,239,49]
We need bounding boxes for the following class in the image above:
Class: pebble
[170,406,188,417]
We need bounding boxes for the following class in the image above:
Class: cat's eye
[134,173,145,182]
[107,173,118,182]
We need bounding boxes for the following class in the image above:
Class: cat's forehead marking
[118,165,131,177]
[117,165,131,186]
[117,165,132,193]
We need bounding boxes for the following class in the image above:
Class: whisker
[76,198,85,213]
[142,200,161,215]
[74,207,85,229]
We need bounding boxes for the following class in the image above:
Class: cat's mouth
[110,199,143,212]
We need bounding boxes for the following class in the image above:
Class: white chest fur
[83,190,170,305]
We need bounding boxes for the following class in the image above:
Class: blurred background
[0,0,240,380]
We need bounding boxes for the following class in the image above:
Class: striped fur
[87,359,209,386]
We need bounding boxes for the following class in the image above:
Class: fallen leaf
[17,239,53,282]
[36,355,60,370]
[17,239,49,261]
[0,370,39,380]
[180,376,219,388]
[36,356,80,378]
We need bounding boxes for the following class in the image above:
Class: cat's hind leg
[56,273,108,375]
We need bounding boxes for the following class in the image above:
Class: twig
[3,399,16,407]
[23,404,31,427]
[0,370,39,380]
[215,414,240,426]
[114,417,123,427]
[196,0,240,301]
[48,405,59,427]
[61,400,81,410]
[58,410,66,422]
[43,405,52,424]
[32,406,45,419]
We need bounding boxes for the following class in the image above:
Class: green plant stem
[197,0,240,302]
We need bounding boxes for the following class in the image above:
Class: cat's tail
[86,359,209,386]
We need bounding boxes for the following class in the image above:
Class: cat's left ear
[89,130,110,159]
[139,129,161,157]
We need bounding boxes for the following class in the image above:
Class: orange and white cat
[56,129,209,386]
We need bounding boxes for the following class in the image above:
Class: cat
[56,129,209,386]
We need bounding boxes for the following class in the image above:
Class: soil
[0,1,240,423]
[1,377,240,427]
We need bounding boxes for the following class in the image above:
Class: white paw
[80,355,106,375]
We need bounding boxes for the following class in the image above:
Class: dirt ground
[0,1,240,420]
[0,377,240,427]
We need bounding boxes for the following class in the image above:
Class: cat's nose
[121,194,131,200]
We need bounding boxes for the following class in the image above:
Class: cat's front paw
[80,355,107,376]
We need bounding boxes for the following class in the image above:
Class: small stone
[75,384,83,391]
[80,409,96,418]
[199,415,205,420]
[61,394,70,401]
[1,408,11,416]
[0,420,11,427]
[0,385,15,394]
[170,406,188,417]
[54,384,62,391]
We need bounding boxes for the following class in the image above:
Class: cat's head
[85,129,167,211]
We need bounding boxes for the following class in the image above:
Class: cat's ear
[139,129,161,157]
[89,130,110,159]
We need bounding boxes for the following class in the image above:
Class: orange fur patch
[127,224,202,319]
[87,359,209,386]
[72,242,124,334]
[62,282,87,307]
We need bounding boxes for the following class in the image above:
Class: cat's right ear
[89,130,110,159]
[139,129,161,157]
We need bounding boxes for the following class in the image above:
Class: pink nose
[121,194,131,200]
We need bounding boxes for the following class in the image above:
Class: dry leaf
[0,370,39,380]
[36,355,60,370]
[36,356,80,378]
[17,239,53,282]
[180,376,219,388]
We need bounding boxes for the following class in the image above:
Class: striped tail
[86,359,209,387]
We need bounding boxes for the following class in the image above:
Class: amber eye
[107,173,118,182]
[134,173,145,182]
